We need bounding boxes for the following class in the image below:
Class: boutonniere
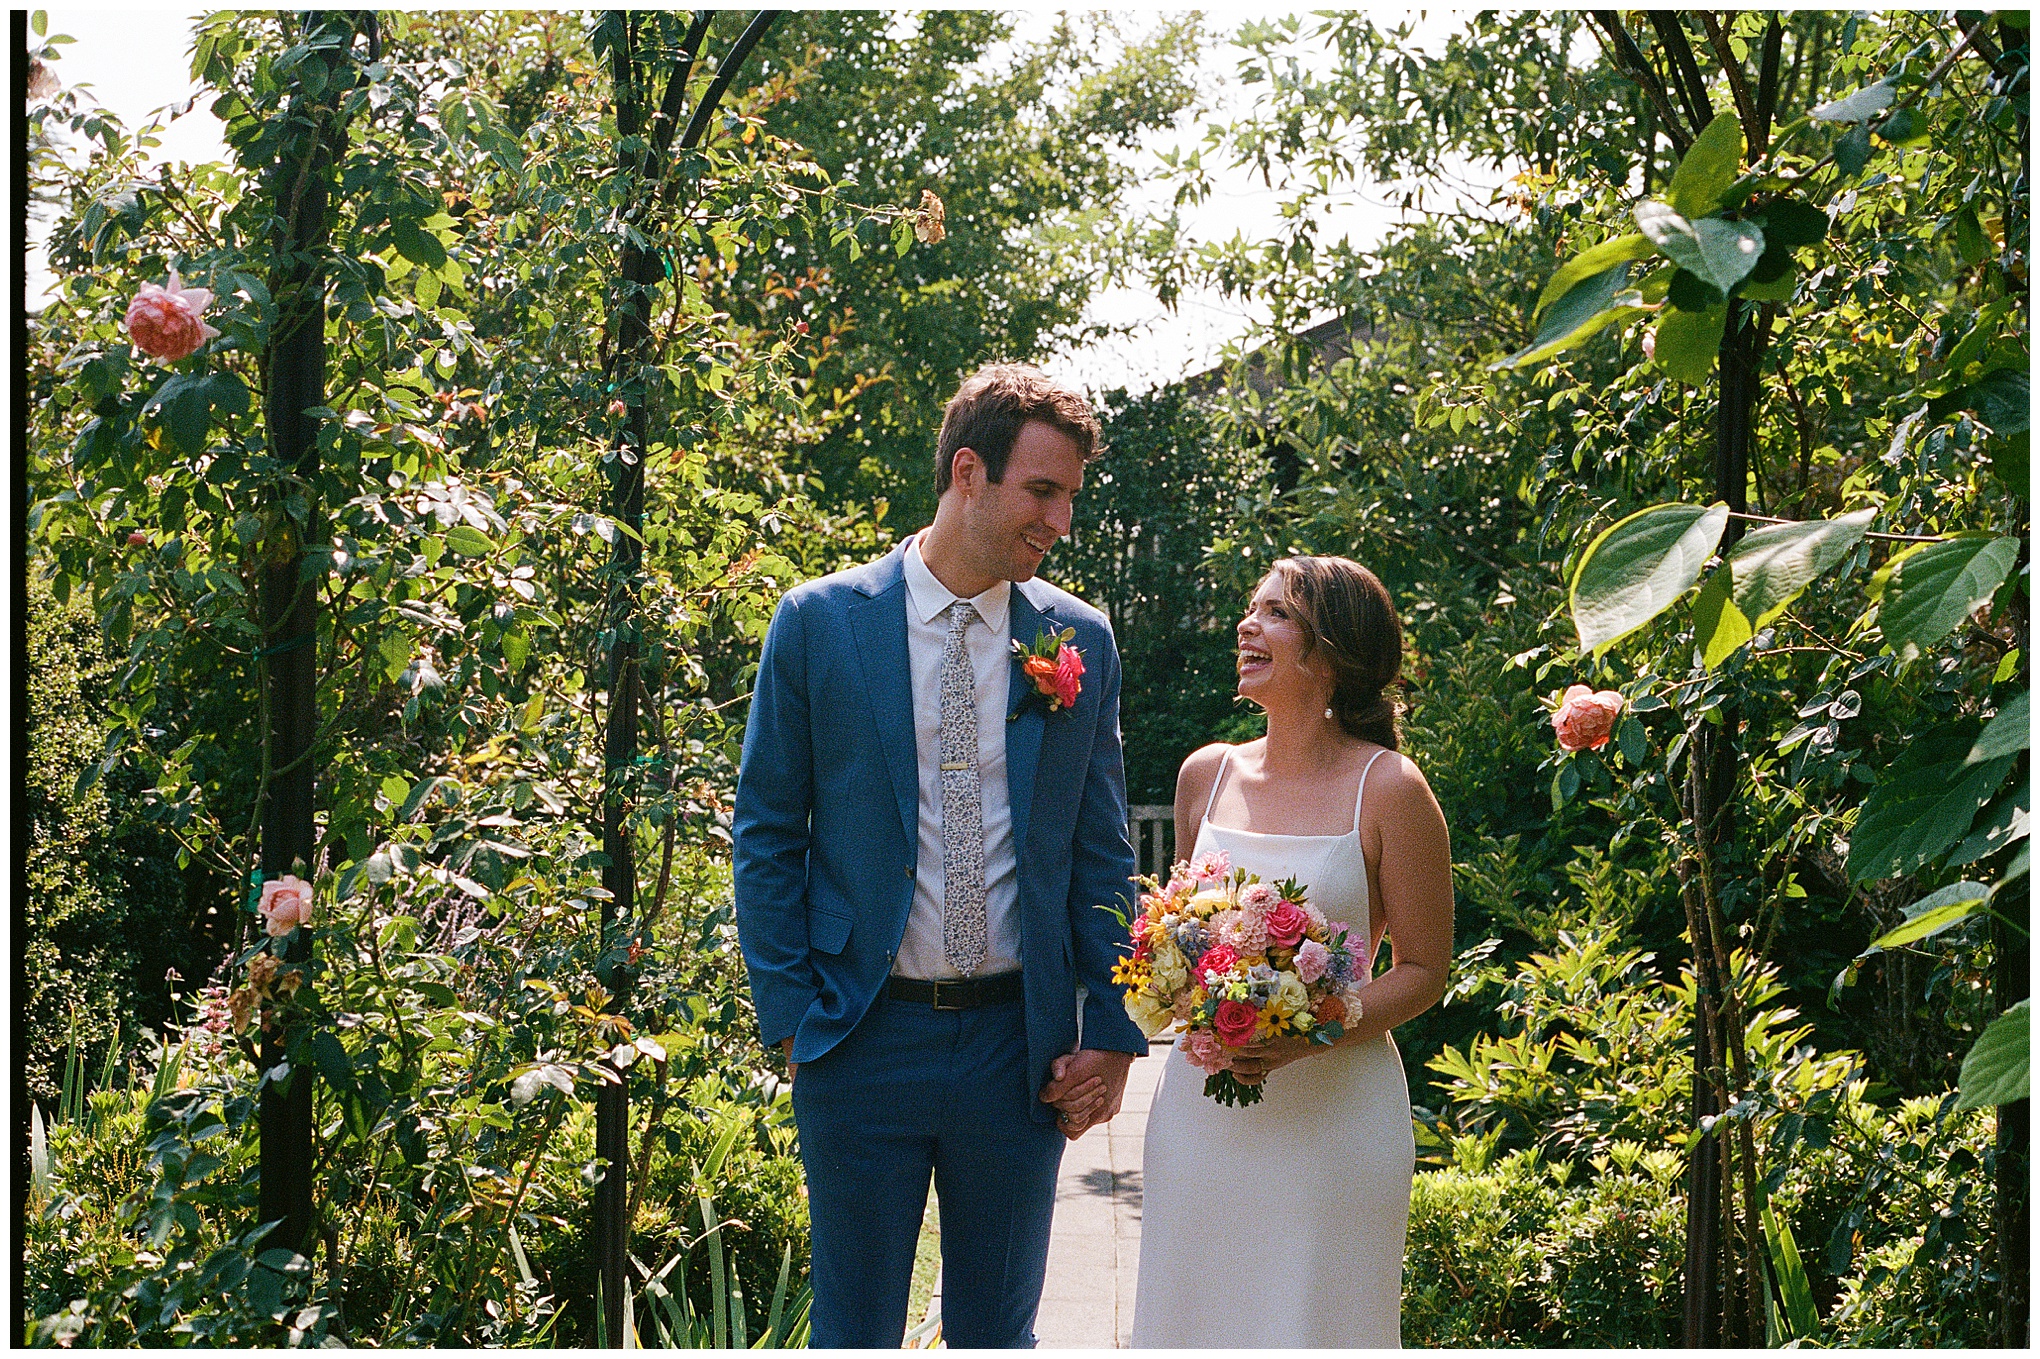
[1011,626,1083,720]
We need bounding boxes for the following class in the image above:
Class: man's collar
[903,534,1011,633]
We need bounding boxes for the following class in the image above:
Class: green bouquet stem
[1205,1070,1266,1108]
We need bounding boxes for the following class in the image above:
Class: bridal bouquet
[1110,850,1363,1108]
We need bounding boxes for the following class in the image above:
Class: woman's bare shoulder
[1359,748,1445,823]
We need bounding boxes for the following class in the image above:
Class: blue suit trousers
[791,992,1065,1348]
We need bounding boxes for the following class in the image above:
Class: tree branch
[1648,12,1717,133]
[1699,13,1759,148]
[1590,11,1694,155]
[1753,16,1783,158]
[678,11,781,152]
[649,11,716,163]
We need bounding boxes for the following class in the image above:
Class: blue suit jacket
[733,543,1148,1122]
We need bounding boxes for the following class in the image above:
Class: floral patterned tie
[939,600,987,976]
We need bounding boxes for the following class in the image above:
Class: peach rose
[124,270,219,363]
[1182,1029,1225,1072]
[1552,683,1624,752]
[258,874,314,936]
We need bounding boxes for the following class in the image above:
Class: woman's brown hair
[1266,555,1405,751]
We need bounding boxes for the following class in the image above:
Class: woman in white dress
[1129,555,1453,1348]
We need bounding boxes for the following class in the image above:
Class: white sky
[28,7,1505,393]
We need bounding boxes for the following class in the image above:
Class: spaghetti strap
[1352,748,1390,835]
[1200,747,1233,833]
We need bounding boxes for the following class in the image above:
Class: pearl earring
[1325,706,1335,721]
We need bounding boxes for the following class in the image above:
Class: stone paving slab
[1035,1045,1167,1350]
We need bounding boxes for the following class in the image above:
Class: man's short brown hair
[933,364,1102,494]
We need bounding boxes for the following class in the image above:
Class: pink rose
[606,398,627,418]
[258,874,314,937]
[1265,898,1310,948]
[1196,943,1239,981]
[1212,999,1259,1047]
[1189,849,1230,884]
[1641,327,1657,362]
[124,270,219,363]
[1183,1029,1225,1072]
[1294,940,1331,984]
[1051,644,1083,709]
[1552,683,1624,752]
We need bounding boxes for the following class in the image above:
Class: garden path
[1034,1041,1165,1349]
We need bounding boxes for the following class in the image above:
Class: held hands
[1038,1049,1135,1141]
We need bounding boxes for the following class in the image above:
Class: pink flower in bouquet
[1265,898,1310,948]
[125,270,219,362]
[1197,942,1240,981]
[1189,849,1230,884]
[1301,900,1328,934]
[1239,882,1281,917]
[1183,1029,1225,1072]
[1051,643,1084,709]
[1210,908,1266,956]
[259,874,314,936]
[1165,874,1193,896]
[1295,939,1331,984]
[1552,683,1624,752]
[1212,999,1259,1047]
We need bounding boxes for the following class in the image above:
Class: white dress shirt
[893,536,1023,980]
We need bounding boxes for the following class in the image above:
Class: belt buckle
[929,980,969,1011]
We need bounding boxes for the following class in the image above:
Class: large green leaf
[1725,508,1876,629]
[1652,301,1728,383]
[1849,722,2017,882]
[1870,533,2022,662]
[1929,367,2030,435]
[1810,82,1896,123]
[1754,197,1831,249]
[1571,502,1730,656]
[1956,999,2029,1111]
[1634,200,1767,294]
[1692,566,1753,669]
[1534,234,1659,319]
[1668,112,1745,219]
[1970,690,2030,764]
[1495,264,1642,370]
[1867,880,1993,950]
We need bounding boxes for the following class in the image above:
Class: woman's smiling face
[1236,571,1332,704]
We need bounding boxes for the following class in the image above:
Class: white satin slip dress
[1130,746,1414,1349]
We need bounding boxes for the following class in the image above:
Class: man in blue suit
[734,364,1148,1348]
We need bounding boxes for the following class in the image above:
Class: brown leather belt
[886,972,1025,1010]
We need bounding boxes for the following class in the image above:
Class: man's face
[954,419,1086,584]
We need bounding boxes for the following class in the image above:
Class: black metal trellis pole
[591,13,780,1344]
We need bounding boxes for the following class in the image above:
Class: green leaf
[1634,200,1767,294]
[1653,301,1728,383]
[1970,690,2030,764]
[1955,205,1992,265]
[1930,367,2029,435]
[1761,1203,1822,1341]
[444,524,494,557]
[1810,82,1896,123]
[520,690,545,733]
[1871,534,2021,661]
[1867,881,1993,950]
[1692,566,1753,669]
[379,775,410,805]
[310,1031,353,1089]
[1534,234,1658,319]
[1956,1000,2029,1111]
[1754,197,1830,249]
[1879,106,1929,147]
[1494,263,1641,370]
[206,370,252,418]
[1849,723,2017,881]
[1571,502,1730,656]
[390,216,448,270]
[1725,508,1875,629]
[1738,270,1796,302]
[1667,112,1745,219]
[159,375,214,456]
[1835,124,1872,177]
